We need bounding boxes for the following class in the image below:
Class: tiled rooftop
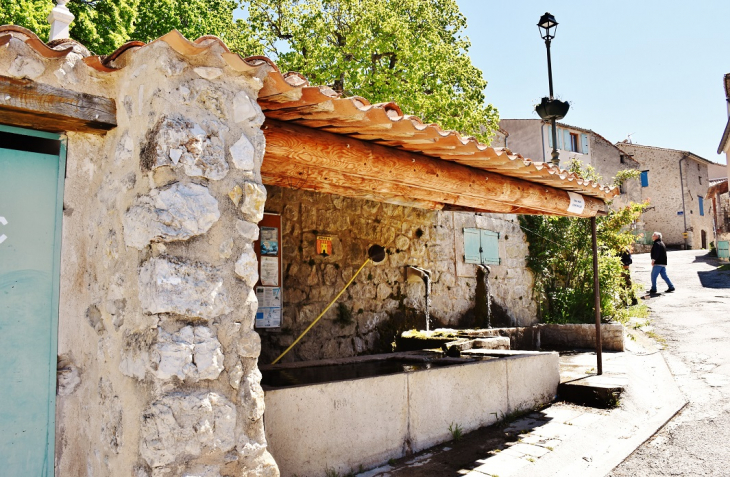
[0,26,619,201]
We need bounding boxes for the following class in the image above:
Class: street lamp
[535,12,569,167]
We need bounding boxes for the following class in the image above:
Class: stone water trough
[260,349,559,476]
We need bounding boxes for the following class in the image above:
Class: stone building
[713,72,730,258]
[500,119,642,207]
[615,143,716,249]
[0,23,616,477]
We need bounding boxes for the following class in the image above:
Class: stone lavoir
[0,24,617,477]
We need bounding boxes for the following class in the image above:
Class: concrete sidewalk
[472,332,686,477]
[363,326,686,477]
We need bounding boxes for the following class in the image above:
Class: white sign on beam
[566,192,586,215]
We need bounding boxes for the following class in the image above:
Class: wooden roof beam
[0,75,116,134]
[262,119,609,217]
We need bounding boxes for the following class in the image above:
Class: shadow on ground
[697,269,730,289]
[360,411,555,477]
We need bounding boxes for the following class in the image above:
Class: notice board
[254,213,282,328]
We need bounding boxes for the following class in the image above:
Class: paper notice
[256,286,281,308]
[566,192,585,214]
[260,256,279,286]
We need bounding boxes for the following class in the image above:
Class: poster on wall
[256,286,281,328]
[260,227,279,255]
[255,213,282,329]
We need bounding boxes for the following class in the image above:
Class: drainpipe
[679,155,688,249]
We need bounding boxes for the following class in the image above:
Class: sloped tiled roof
[0,25,618,201]
[615,142,719,167]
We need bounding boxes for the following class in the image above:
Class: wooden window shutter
[463,228,481,264]
[557,128,563,149]
[547,125,553,148]
[640,171,649,187]
[480,230,500,265]
[581,134,589,154]
[564,130,571,151]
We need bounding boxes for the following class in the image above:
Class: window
[464,228,500,265]
[699,196,705,216]
[640,170,649,187]
[699,175,702,185]
[620,154,626,164]
[569,133,579,152]
[581,134,589,154]
[619,183,625,194]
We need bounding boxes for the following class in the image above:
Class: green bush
[519,160,647,324]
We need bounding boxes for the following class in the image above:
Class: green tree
[0,0,53,40]
[2,0,242,55]
[240,0,499,142]
[131,0,242,47]
[519,160,646,324]
[67,0,139,55]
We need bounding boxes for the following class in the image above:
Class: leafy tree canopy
[241,0,499,142]
[2,0,241,55]
[3,0,499,140]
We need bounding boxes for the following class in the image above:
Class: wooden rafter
[0,75,116,134]
[262,119,609,217]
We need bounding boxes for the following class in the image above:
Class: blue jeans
[651,265,674,291]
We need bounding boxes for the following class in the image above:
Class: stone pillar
[47,0,74,41]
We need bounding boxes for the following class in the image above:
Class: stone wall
[258,187,538,363]
[499,119,545,161]
[617,144,714,249]
[590,134,642,208]
[0,35,278,475]
[538,324,625,352]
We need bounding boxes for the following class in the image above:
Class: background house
[713,72,730,259]
[615,143,716,249]
[500,119,642,208]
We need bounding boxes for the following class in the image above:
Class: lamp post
[535,12,569,168]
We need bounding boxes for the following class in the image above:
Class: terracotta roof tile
[0,25,618,201]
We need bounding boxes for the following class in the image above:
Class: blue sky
[236,1,729,163]
[457,0,729,163]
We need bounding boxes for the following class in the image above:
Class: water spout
[406,266,432,332]
[477,265,492,329]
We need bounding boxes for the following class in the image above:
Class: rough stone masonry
[0,33,278,475]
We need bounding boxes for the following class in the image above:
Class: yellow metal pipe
[271,258,372,365]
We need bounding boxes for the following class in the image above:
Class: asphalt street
[610,250,730,477]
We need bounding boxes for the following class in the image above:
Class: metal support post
[592,216,603,375]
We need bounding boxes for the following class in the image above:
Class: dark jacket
[651,239,668,265]
[620,251,633,266]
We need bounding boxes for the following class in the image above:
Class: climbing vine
[519,160,647,324]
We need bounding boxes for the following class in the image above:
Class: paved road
[610,250,730,477]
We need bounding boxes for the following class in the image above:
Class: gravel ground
[609,250,730,477]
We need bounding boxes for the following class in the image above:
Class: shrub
[519,160,647,324]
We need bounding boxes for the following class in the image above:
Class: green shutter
[480,229,500,265]
[464,228,480,264]
[581,134,589,154]
[548,125,553,148]
[564,130,571,151]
